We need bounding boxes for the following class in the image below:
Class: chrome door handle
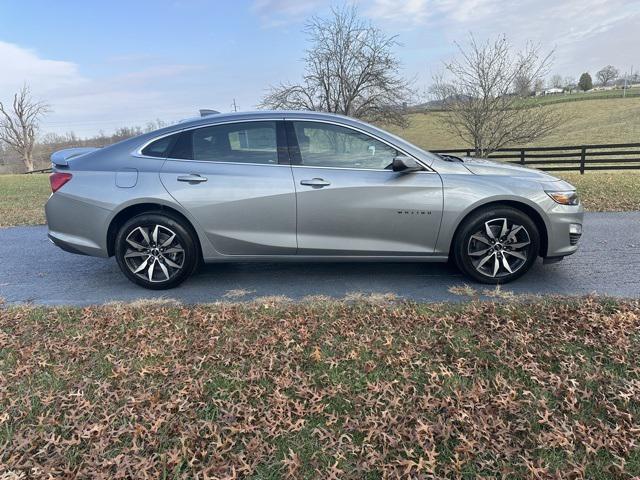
[177,174,207,183]
[300,178,331,187]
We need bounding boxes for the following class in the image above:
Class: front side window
[176,121,278,164]
[292,121,398,170]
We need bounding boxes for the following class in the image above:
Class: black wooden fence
[434,142,640,174]
[24,167,52,174]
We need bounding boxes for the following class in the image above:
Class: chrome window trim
[131,116,434,173]
[290,164,436,174]
[165,159,287,167]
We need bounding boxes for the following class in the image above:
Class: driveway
[1,212,639,305]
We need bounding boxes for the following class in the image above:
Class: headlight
[545,190,580,205]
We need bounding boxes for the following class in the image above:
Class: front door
[287,120,443,256]
[160,120,297,255]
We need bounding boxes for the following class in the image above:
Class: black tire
[453,206,540,284]
[115,212,199,290]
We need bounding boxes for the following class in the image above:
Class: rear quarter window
[141,134,179,158]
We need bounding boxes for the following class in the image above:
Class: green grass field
[0,174,50,227]
[388,97,640,150]
[1,298,639,478]
[522,88,640,106]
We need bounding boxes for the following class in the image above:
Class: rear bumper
[48,231,105,257]
[45,193,110,258]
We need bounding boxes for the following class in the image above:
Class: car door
[159,120,297,255]
[287,120,443,255]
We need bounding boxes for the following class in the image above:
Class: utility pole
[232,99,238,112]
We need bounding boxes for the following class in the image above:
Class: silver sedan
[45,110,583,289]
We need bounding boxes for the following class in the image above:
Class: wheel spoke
[147,260,156,281]
[126,238,146,250]
[507,225,523,242]
[162,256,181,269]
[470,233,492,246]
[492,255,500,277]
[485,222,496,239]
[505,250,526,260]
[152,225,159,244]
[500,218,508,239]
[469,247,491,257]
[134,257,149,273]
[502,255,513,273]
[138,227,151,245]
[163,247,184,255]
[477,252,495,270]
[125,251,148,259]
[161,233,176,247]
[157,260,170,280]
[509,240,530,249]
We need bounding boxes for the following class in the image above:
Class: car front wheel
[453,207,540,284]
[115,213,199,289]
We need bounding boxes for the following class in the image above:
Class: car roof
[176,110,359,128]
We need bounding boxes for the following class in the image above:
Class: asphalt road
[1,212,639,305]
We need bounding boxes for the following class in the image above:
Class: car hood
[461,157,561,182]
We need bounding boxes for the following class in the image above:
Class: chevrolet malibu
[45,110,583,289]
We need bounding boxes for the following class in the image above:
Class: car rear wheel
[453,207,540,284]
[115,213,198,289]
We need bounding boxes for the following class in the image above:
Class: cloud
[364,0,640,79]
[0,41,84,96]
[367,0,429,24]
[0,41,209,136]
[251,0,330,26]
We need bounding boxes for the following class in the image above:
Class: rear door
[287,120,443,255]
[159,120,297,255]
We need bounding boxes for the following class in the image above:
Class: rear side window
[141,134,178,158]
[167,121,279,164]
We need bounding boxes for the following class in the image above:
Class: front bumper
[544,202,584,258]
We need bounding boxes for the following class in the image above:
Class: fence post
[580,147,586,174]
[466,149,471,157]
[520,149,525,166]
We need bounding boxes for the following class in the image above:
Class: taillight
[49,172,72,193]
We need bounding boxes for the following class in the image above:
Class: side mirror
[392,155,423,173]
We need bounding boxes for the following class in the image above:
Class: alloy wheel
[123,225,185,283]
[467,218,531,279]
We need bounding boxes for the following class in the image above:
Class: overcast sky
[1,0,638,136]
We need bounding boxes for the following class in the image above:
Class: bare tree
[514,75,532,97]
[563,76,576,90]
[596,65,619,86]
[430,35,560,156]
[0,84,50,172]
[550,74,563,88]
[259,5,412,126]
[534,78,545,93]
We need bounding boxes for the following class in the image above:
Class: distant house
[543,87,564,95]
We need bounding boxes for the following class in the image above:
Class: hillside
[386,97,640,150]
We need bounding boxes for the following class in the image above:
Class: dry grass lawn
[1,298,639,478]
